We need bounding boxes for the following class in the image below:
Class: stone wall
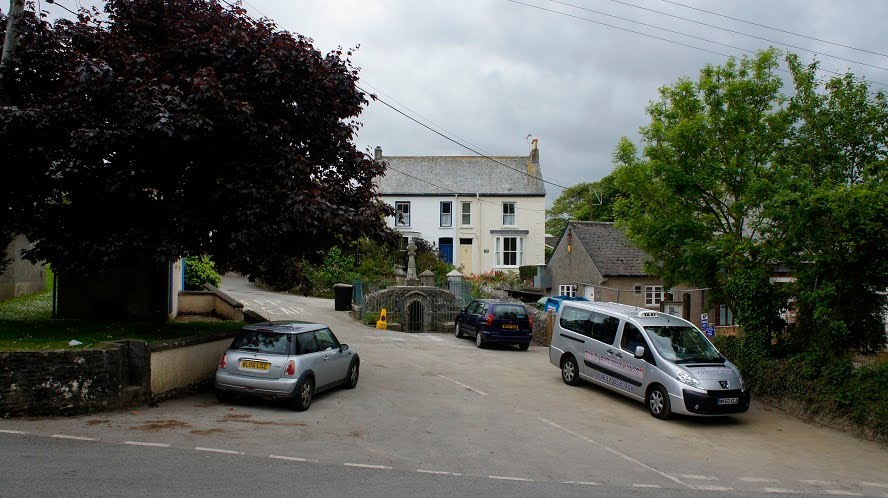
[361,286,466,332]
[0,346,134,416]
[176,284,244,321]
[150,332,239,401]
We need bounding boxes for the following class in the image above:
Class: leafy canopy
[0,1,393,278]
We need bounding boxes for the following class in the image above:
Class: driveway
[1,275,886,496]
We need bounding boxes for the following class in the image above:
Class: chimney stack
[374,146,383,160]
[530,138,539,163]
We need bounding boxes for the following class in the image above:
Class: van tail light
[218,353,227,370]
[285,360,296,377]
[486,314,493,327]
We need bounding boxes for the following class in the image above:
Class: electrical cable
[506,0,888,89]
[655,0,888,59]
[45,0,77,16]
[549,0,888,72]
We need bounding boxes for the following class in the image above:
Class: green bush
[715,334,888,439]
[184,255,221,290]
[519,265,536,282]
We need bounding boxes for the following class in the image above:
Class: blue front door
[439,238,453,264]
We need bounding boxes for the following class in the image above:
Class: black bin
[333,283,353,311]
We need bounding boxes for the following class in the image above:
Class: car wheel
[475,330,485,348]
[292,377,314,411]
[215,388,235,404]
[518,342,530,351]
[561,356,581,386]
[647,384,672,419]
[455,323,463,338]
[343,360,359,390]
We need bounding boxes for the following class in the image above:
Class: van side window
[620,323,648,353]
[559,307,618,345]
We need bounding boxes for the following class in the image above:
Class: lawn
[0,267,244,350]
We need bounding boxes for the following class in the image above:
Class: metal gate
[407,300,424,332]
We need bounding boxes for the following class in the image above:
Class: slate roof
[376,156,546,196]
[569,221,650,277]
[545,236,557,248]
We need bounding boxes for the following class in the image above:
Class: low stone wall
[0,346,131,416]
[150,332,239,401]
[177,284,244,321]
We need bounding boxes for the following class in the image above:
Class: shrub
[518,265,536,282]
[184,255,221,290]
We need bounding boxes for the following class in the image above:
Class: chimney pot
[374,146,383,160]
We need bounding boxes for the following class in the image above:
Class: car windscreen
[643,325,722,363]
[493,305,527,319]
[230,331,291,355]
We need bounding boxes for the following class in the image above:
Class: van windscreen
[644,325,722,363]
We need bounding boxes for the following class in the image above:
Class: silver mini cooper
[214,322,359,411]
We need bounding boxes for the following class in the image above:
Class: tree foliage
[612,48,887,358]
[0,1,394,280]
[545,174,623,236]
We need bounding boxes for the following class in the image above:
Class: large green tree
[613,49,791,354]
[768,56,888,353]
[0,1,393,280]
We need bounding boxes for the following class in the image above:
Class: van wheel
[647,385,671,419]
[561,356,581,386]
[455,323,463,338]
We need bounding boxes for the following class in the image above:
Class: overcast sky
[46,0,888,204]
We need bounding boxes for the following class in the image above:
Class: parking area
[3,278,887,496]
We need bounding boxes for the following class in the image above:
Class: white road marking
[860,482,888,489]
[741,477,780,483]
[51,434,96,441]
[344,463,393,470]
[269,455,311,462]
[539,417,691,489]
[124,441,170,448]
[368,336,407,342]
[802,480,838,486]
[824,491,862,496]
[681,474,718,480]
[562,481,599,485]
[195,447,243,455]
[632,484,661,488]
[489,476,533,482]
[436,374,488,396]
[416,469,462,476]
[694,485,733,491]
[0,430,26,434]
[764,488,800,494]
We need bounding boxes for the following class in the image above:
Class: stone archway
[403,291,431,332]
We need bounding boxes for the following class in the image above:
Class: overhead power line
[583,0,888,71]
[655,0,888,59]
[45,0,78,16]
[506,0,888,89]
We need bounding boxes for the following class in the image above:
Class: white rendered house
[375,140,547,275]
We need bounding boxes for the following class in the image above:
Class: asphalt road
[1,274,886,497]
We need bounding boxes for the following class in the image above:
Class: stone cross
[406,240,417,278]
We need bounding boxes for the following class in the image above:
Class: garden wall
[176,284,244,321]
[149,332,239,401]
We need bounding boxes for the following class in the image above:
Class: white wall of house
[380,194,546,275]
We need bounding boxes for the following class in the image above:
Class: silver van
[549,302,749,418]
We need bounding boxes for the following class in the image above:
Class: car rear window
[231,330,291,355]
[494,304,527,319]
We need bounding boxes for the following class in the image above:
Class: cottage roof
[376,155,546,196]
[569,221,650,277]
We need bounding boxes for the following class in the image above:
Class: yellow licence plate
[240,360,271,370]
[503,324,519,330]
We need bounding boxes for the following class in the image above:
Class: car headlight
[738,374,747,391]
[676,369,704,390]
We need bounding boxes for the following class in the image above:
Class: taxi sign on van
[637,310,658,318]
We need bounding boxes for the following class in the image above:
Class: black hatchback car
[455,299,533,350]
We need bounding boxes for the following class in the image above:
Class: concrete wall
[0,235,46,301]
[175,284,244,321]
[380,194,547,275]
[150,333,238,401]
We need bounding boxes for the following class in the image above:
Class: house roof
[545,236,557,248]
[569,221,650,277]
[376,155,546,196]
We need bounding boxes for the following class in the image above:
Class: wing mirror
[340,344,349,352]
[634,346,645,359]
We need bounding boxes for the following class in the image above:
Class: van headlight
[739,374,747,391]
[676,369,704,390]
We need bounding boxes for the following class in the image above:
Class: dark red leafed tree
[0,1,393,279]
